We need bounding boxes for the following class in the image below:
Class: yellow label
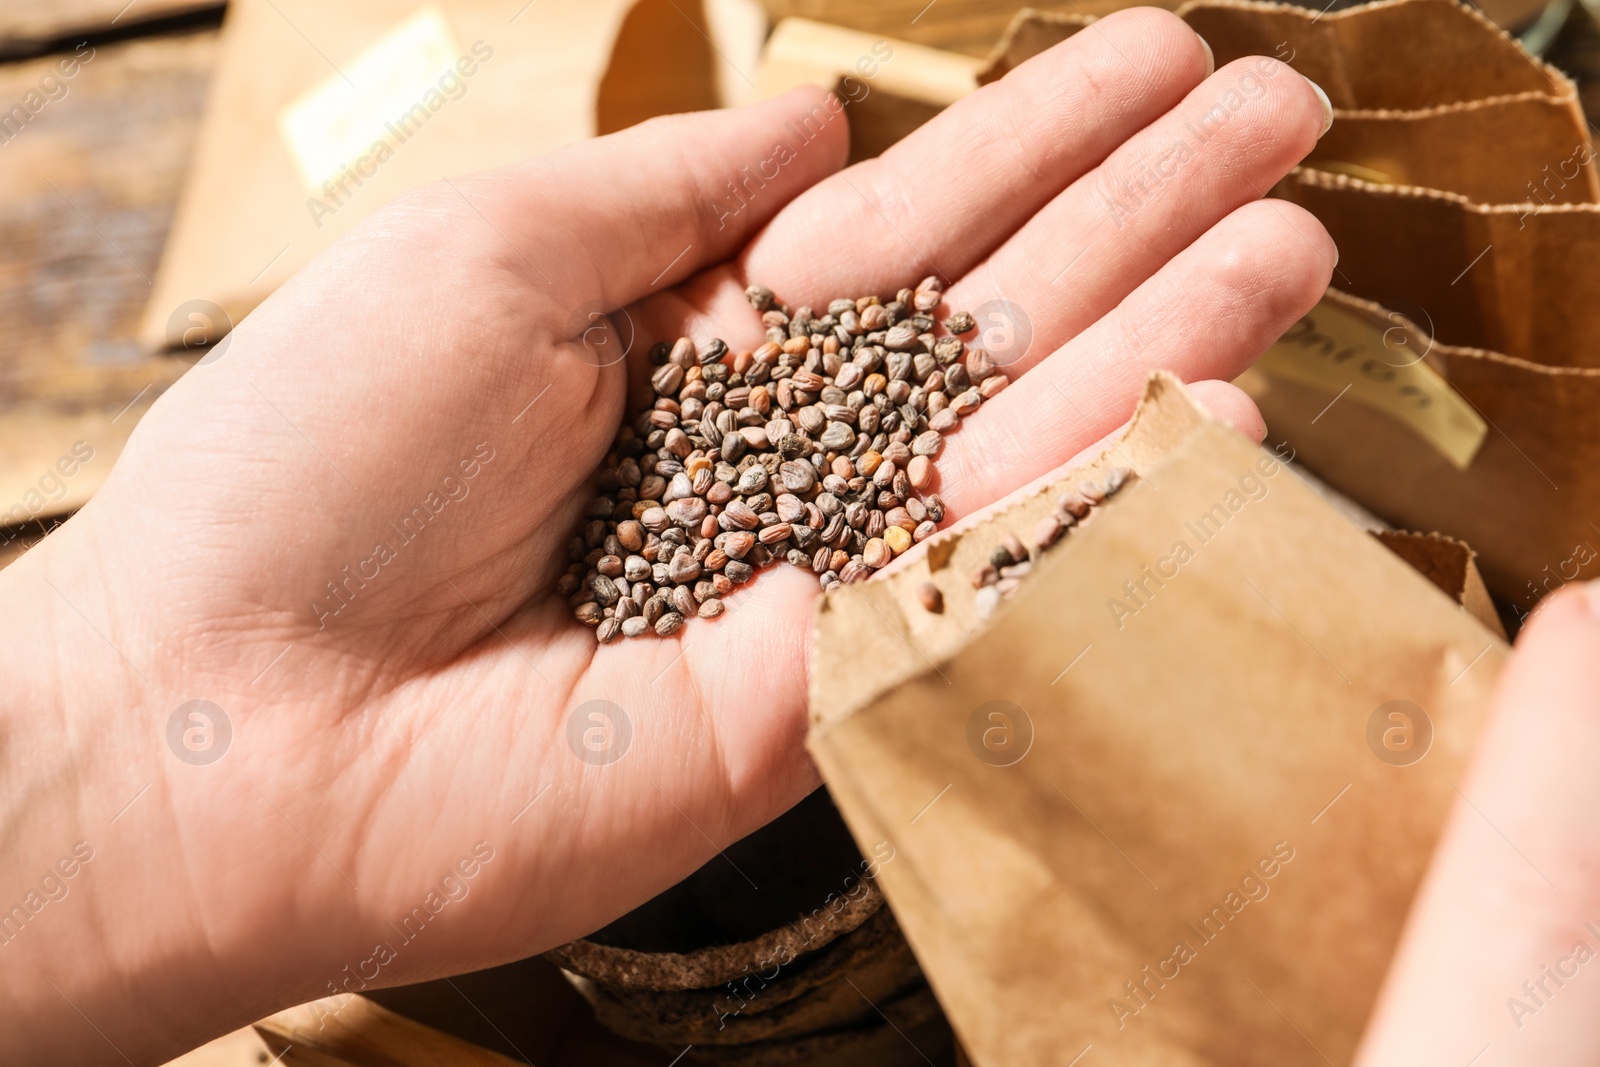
[278,7,461,191]
[1258,299,1488,470]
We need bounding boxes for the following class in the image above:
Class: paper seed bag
[978,1,1596,204]
[808,374,1505,1065]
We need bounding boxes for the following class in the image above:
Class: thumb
[1357,584,1600,1065]
[453,87,849,313]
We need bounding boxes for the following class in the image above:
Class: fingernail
[1198,35,1215,77]
[1305,76,1333,137]
[1584,580,1600,621]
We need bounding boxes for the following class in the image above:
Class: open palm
[0,11,1335,1063]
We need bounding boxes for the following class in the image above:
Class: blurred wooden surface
[0,27,210,532]
[0,0,222,57]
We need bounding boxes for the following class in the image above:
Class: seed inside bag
[959,467,1135,620]
[564,278,1012,641]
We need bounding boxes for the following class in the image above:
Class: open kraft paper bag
[1246,169,1600,611]
[978,0,1595,204]
[808,373,1506,1066]
[139,0,764,350]
[1182,0,1595,204]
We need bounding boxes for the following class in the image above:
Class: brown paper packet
[139,0,752,350]
[1372,530,1506,639]
[975,8,1093,86]
[1181,0,1563,108]
[978,1,1595,203]
[1308,91,1597,204]
[808,373,1504,1066]
[1276,167,1600,362]
[1238,286,1600,612]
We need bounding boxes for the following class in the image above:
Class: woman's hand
[0,11,1334,1063]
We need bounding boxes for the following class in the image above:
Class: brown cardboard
[809,373,1503,1066]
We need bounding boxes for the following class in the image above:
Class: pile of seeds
[563,278,1010,642]
[948,465,1133,621]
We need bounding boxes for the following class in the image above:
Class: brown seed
[758,523,793,545]
[863,538,892,568]
[911,430,943,457]
[883,526,912,555]
[655,612,685,637]
[917,581,944,613]
[1000,532,1027,564]
[668,337,696,367]
[928,408,960,433]
[943,312,975,335]
[779,459,817,493]
[884,323,919,351]
[979,374,1009,399]
[913,519,937,542]
[575,602,603,626]
[698,598,725,619]
[596,618,622,643]
[668,554,702,584]
[666,497,707,527]
[1059,492,1093,519]
[721,500,760,530]
[617,520,644,552]
[1034,515,1064,551]
[652,364,685,396]
[971,564,997,588]
[621,616,649,638]
[965,347,996,383]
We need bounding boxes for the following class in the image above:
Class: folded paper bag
[808,373,1505,1066]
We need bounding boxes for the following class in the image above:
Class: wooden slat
[0,1,222,57]
[0,29,211,531]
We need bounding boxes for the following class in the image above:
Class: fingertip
[1209,55,1331,164]
[1186,379,1266,442]
[759,85,851,176]
[1094,7,1216,89]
